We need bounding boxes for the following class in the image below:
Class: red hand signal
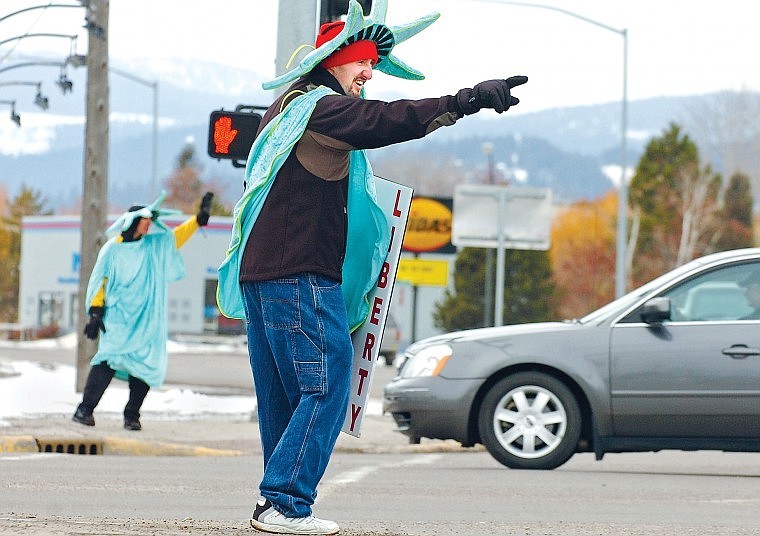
[213,116,238,154]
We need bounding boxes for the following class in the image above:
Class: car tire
[478,372,581,470]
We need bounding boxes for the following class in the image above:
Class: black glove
[83,306,106,340]
[455,75,528,115]
[196,192,214,227]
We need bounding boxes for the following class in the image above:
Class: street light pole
[618,30,628,297]
[469,0,629,297]
[482,142,495,327]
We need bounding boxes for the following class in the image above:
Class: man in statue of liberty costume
[72,191,213,431]
[216,1,527,533]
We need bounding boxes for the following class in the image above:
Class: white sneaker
[250,497,339,535]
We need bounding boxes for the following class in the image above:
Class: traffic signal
[207,108,262,166]
[320,0,372,24]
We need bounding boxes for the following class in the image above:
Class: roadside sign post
[452,185,552,327]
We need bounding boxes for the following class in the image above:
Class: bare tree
[676,163,721,265]
[679,90,760,197]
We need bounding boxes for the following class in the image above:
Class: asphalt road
[2,449,760,535]
[4,340,760,535]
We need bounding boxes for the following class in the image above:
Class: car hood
[401,321,597,381]
[407,321,576,350]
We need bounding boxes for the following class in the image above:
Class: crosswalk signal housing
[320,0,372,23]
[207,109,262,166]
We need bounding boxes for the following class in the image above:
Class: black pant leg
[124,376,150,420]
[80,362,115,412]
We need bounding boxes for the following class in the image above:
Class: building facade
[19,215,240,335]
[19,213,452,344]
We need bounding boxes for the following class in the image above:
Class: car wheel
[478,372,581,470]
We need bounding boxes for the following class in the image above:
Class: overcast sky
[2,0,759,116]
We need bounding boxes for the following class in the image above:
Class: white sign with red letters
[342,176,413,437]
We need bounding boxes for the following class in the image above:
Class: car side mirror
[639,297,671,324]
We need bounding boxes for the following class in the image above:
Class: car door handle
[722,345,760,358]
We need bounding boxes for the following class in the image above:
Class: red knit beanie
[316,21,379,69]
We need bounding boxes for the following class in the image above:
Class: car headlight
[399,344,452,378]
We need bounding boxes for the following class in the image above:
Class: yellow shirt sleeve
[90,280,106,308]
[173,216,199,249]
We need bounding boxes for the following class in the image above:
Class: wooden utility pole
[76,0,109,392]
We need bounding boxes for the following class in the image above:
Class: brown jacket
[240,67,463,284]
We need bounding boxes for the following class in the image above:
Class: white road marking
[318,454,442,499]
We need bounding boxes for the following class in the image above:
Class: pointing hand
[456,75,529,115]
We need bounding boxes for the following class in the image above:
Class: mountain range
[0,56,729,211]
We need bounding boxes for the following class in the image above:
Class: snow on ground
[0,333,383,427]
[0,333,255,426]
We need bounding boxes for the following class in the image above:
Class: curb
[101,437,243,456]
[0,435,243,457]
[1,435,37,453]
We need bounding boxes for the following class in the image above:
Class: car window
[580,254,717,324]
[663,262,759,322]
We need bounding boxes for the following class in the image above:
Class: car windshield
[577,256,714,325]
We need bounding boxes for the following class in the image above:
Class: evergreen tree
[714,171,754,250]
[434,248,487,331]
[434,247,554,332]
[628,123,722,284]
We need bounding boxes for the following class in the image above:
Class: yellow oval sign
[403,198,452,253]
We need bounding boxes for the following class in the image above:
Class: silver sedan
[383,248,760,469]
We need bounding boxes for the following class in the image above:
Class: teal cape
[86,229,185,387]
[216,86,390,332]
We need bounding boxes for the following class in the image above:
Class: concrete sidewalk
[0,337,474,457]
[0,412,473,457]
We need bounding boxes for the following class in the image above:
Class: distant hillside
[0,57,740,210]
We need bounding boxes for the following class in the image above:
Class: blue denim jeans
[241,273,353,518]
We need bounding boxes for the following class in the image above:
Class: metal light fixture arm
[0,4,85,25]
[0,80,41,89]
[0,32,78,49]
[0,60,81,94]
[0,80,50,110]
[0,60,66,75]
[0,99,21,126]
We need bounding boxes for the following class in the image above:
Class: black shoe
[123,418,142,431]
[72,406,95,426]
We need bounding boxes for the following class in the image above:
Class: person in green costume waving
[72,191,213,432]
[216,1,527,533]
